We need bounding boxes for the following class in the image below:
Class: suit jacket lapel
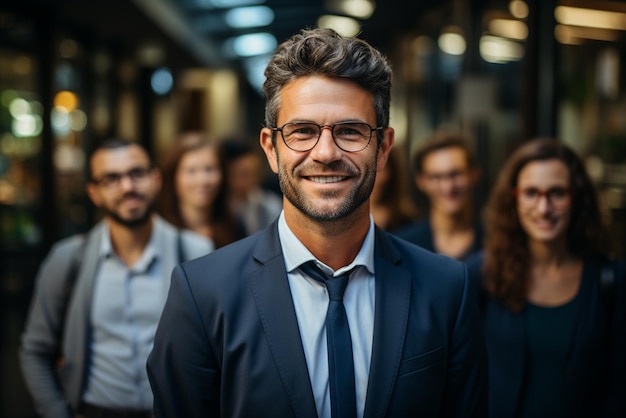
[250,223,318,418]
[364,229,412,418]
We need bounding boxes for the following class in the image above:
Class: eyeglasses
[271,122,382,152]
[423,169,468,184]
[91,167,152,188]
[514,186,572,207]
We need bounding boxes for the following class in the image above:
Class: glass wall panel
[556,1,626,257]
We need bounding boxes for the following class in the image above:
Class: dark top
[394,218,484,261]
[519,297,580,418]
[466,252,626,418]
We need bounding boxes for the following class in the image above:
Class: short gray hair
[263,27,392,143]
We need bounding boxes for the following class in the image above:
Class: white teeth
[310,176,346,184]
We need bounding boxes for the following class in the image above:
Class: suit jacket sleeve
[441,264,488,418]
[19,238,83,418]
[147,264,220,418]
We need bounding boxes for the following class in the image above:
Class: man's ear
[260,128,279,174]
[86,182,101,207]
[376,127,395,172]
[150,167,163,192]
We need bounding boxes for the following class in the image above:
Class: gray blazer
[19,216,213,418]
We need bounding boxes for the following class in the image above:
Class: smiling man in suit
[147,27,486,418]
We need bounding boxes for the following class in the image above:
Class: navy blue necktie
[300,261,357,418]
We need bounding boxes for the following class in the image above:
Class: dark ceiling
[52,0,443,71]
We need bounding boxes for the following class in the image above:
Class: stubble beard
[99,193,155,228]
[277,155,377,224]
[104,206,154,228]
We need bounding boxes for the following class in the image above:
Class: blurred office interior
[1,0,626,416]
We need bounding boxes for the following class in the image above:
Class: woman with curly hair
[467,138,625,417]
[158,131,244,249]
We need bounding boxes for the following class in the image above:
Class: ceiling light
[480,35,524,63]
[9,98,32,118]
[555,6,626,31]
[225,6,274,28]
[151,67,174,95]
[223,33,277,58]
[439,33,466,55]
[554,27,583,45]
[509,0,528,20]
[326,0,376,19]
[200,0,264,8]
[12,114,41,138]
[317,15,361,37]
[489,18,528,40]
[53,91,79,112]
[438,27,466,55]
[555,24,619,44]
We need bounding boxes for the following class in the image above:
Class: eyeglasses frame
[90,166,153,189]
[513,186,574,207]
[270,122,383,153]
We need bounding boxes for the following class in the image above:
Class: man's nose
[119,173,136,189]
[309,127,342,162]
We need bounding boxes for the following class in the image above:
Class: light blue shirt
[278,212,376,418]
[83,221,170,410]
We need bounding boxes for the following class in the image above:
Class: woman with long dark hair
[158,132,244,249]
[467,138,625,417]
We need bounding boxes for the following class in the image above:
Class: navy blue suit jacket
[147,222,487,417]
[467,253,626,418]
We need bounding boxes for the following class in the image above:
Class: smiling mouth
[533,219,559,228]
[309,176,347,184]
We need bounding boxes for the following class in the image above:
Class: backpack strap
[57,234,86,360]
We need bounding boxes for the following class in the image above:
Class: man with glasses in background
[20,138,212,418]
[148,28,486,418]
[396,130,483,261]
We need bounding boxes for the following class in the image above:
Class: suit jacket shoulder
[174,229,278,329]
[178,228,215,259]
[384,231,469,300]
[149,223,487,418]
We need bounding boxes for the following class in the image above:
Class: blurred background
[1,0,626,416]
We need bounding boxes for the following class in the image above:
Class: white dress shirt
[277,212,376,418]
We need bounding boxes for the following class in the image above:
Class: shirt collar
[98,218,159,272]
[277,211,375,276]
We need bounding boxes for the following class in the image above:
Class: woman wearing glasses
[467,138,625,417]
